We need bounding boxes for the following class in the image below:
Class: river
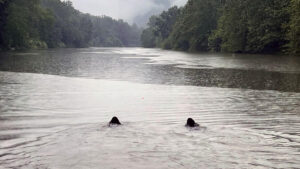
[0,48,299,169]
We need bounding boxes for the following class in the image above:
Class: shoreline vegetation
[0,0,299,56]
[0,0,142,51]
[141,0,300,56]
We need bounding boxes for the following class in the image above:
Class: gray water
[0,48,299,169]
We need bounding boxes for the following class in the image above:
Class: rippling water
[0,48,300,169]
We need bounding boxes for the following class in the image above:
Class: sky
[69,0,188,26]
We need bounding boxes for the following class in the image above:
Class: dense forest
[0,0,141,50]
[141,0,300,55]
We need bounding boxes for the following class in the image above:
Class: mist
[69,0,188,26]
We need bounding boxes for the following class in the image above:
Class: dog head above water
[109,116,121,126]
[186,118,199,127]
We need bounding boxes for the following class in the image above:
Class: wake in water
[0,48,300,168]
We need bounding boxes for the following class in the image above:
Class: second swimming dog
[185,118,199,127]
[109,116,121,126]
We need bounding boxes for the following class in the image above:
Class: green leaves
[142,0,223,52]
[169,0,221,51]
[141,6,181,48]
[142,0,299,55]
[1,0,48,49]
[286,0,300,55]
[0,0,141,50]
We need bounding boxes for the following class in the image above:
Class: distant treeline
[0,0,141,50]
[141,0,300,55]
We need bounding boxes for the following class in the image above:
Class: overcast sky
[69,0,188,26]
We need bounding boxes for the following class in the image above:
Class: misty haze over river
[0,48,300,168]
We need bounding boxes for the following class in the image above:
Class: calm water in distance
[0,48,299,169]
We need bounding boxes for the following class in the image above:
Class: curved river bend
[0,48,299,169]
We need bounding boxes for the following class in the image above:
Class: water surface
[0,48,299,168]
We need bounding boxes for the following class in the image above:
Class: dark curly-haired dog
[109,116,122,126]
[185,118,199,127]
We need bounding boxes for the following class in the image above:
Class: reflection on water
[0,48,299,92]
[0,48,300,168]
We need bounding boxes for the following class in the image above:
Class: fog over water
[69,0,188,26]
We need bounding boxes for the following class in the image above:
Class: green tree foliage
[140,6,181,48]
[41,0,141,48]
[286,0,300,55]
[211,0,290,53]
[165,0,222,51]
[246,0,290,53]
[1,0,51,49]
[142,0,299,55]
[208,0,247,52]
[90,16,141,47]
[141,28,156,48]
[41,0,93,47]
[0,0,10,49]
[0,0,141,50]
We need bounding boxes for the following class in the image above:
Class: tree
[210,0,290,53]
[246,0,290,53]
[209,0,247,52]
[141,28,155,48]
[142,0,296,55]
[141,6,181,48]
[0,0,10,49]
[0,0,141,50]
[286,0,300,55]
[2,0,51,49]
[164,0,222,51]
